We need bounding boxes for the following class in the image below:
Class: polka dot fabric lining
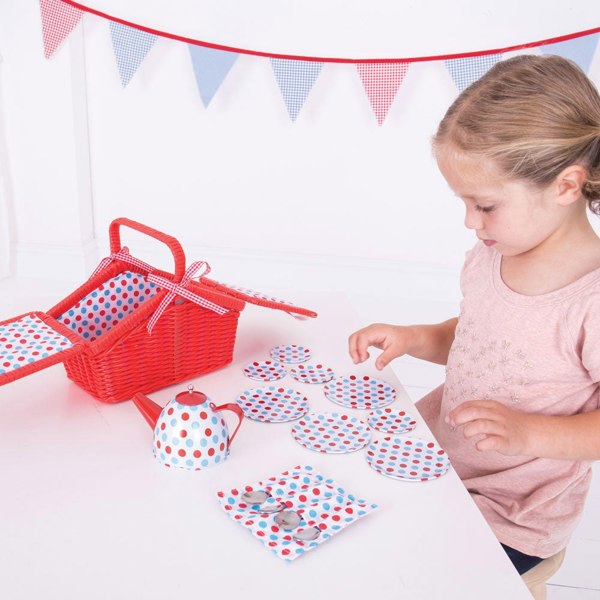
[217,465,377,561]
[0,314,74,376]
[57,271,158,342]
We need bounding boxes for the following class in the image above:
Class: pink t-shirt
[417,242,600,558]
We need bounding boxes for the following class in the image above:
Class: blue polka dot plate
[235,386,309,423]
[289,363,334,384]
[367,408,417,434]
[270,344,311,364]
[243,360,286,381]
[291,412,371,454]
[365,436,450,482]
[324,375,396,409]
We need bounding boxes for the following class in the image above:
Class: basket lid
[199,278,317,319]
[0,311,86,386]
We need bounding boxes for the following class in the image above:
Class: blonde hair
[433,54,600,214]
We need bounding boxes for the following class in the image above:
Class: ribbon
[90,247,156,279]
[146,261,229,334]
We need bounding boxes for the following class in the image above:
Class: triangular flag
[39,0,84,59]
[541,33,599,73]
[445,54,502,92]
[110,22,158,87]
[356,63,410,125]
[188,45,239,107]
[270,59,323,121]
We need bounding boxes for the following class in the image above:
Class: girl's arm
[349,317,458,370]
[447,399,600,460]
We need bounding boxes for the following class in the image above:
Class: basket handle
[109,217,186,282]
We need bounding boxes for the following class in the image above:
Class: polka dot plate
[243,360,286,381]
[291,412,371,454]
[367,408,417,434]
[324,375,396,409]
[270,344,311,364]
[235,386,309,423]
[365,436,450,482]
[289,363,334,384]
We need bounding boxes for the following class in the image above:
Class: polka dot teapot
[132,385,244,470]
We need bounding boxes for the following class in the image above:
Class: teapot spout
[132,392,163,429]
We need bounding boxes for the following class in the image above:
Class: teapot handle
[211,403,244,447]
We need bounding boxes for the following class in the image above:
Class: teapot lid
[176,384,207,406]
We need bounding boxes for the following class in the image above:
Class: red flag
[357,63,409,125]
[39,0,84,59]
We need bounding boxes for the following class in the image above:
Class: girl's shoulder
[462,241,491,272]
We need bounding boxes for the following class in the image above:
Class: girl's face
[436,148,570,258]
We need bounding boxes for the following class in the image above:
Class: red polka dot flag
[356,62,410,125]
[39,0,84,59]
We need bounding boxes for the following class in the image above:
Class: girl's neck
[500,218,600,296]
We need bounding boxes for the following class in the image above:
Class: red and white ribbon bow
[90,247,155,279]
[146,261,229,334]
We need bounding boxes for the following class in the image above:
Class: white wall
[1,1,599,305]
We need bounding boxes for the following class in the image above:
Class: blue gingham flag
[270,59,323,121]
[110,22,157,87]
[188,45,239,107]
[541,33,599,74]
[445,53,502,92]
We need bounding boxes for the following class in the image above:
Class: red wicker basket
[0,218,317,402]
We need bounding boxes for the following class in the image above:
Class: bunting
[270,59,323,121]
[541,33,600,74]
[356,63,410,125]
[188,45,239,107]
[38,2,600,123]
[39,0,83,59]
[109,22,158,86]
[445,53,502,92]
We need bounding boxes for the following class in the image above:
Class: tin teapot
[132,385,244,470]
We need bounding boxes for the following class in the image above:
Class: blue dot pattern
[324,375,396,409]
[153,400,230,470]
[445,53,502,92]
[365,436,450,482]
[0,315,74,376]
[235,386,309,423]
[216,466,377,561]
[56,272,157,342]
[291,412,371,454]
[367,408,418,434]
[242,360,286,382]
[289,363,334,384]
[110,22,158,87]
[270,344,311,364]
[270,59,323,121]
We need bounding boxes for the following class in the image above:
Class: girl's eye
[476,205,495,213]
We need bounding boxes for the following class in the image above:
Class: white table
[0,281,532,599]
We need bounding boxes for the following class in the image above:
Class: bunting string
[39,1,600,125]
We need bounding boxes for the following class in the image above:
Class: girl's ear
[555,165,587,206]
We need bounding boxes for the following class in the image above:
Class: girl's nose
[464,207,483,231]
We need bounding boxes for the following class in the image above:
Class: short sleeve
[566,287,600,383]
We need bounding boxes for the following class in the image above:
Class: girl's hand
[446,400,540,456]
[348,323,416,371]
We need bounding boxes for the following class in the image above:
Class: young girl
[349,54,600,576]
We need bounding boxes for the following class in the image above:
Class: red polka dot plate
[242,360,286,381]
[270,344,311,364]
[289,363,334,384]
[365,436,450,482]
[367,408,417,434]
[235,386,309,423]
[291,412,371,453]
[324,375,396,409]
